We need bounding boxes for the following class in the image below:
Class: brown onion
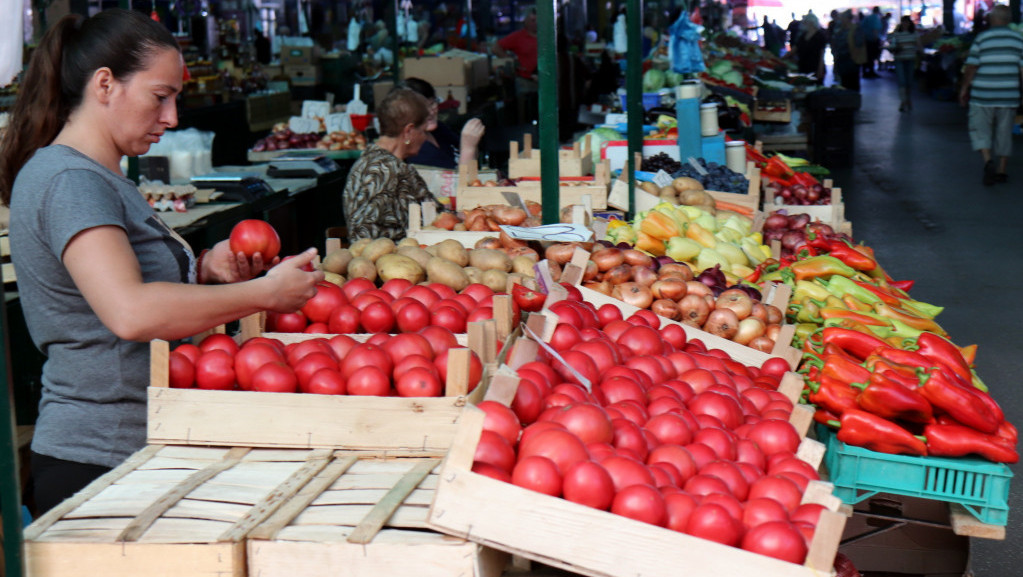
[499,229,528,249]
[651,299,681,321]
[685,280,713,298]
[506,246,540,261]
[604,264,633,285]
[715,289,753,320]
[749,302,768,323]
[548,260,563,282]
[592,248,626,271]
[474,237,503,250]
[583,280,612,296]
[678,294,711,326]
[651,277,688,301]
[658,262,694,281]
[632,265,658,287]
[765,305,784,325]
[749,336,775,353]
[491,206,527,226]
[622,249,654,267]
[733,317,766,346]
[613,282,654,309]
[704,309,740,340]
[583,260,599,281]
[545,243,576,264]
[765,323,782,341]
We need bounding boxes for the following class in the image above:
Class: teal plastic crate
[817,424,1013,525]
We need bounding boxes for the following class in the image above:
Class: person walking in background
[493,9,539,124]
[959,5,1023,185]
[861,7,883,77]
[890,16,921,111]
[761,16,783,56]
[794,14,827,84]
[785,13,801,53]
[831,11,861,91]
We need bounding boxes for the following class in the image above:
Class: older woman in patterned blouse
[342,88,440,240]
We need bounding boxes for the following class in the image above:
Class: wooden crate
[574,284,802,369]
[762,184,846,226]
[406,201,500,249]
[507,134,595,179]
[247,455,508,577]
[23,445,333,577]
[457,163,608,211]
[753,99,793,123]
[148,321,494,453]
[428,407,846,577]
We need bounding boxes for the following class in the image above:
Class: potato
[397,245,433,269]
[481,269,509,293]
[463,266,484,284]
[639,181,660,195]
[659,186,678,201]
[323,271,345,286]
[321,248,352,275]
[397,237,420,248]
[347,256,377,281]
[468,248,512,272]
[361,237,396,262]
[426,257,470,291]
[376,253,425,284]
[512,255,537,277]
[349,238,372,257]
[434,239,469,266]
[673,176,705,193]
[678,188,714,207]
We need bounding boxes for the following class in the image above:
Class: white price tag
[607,179,630,211]
[653,169,674,189]
[325,113,352,134]
[500,224,593,242]
[301,100,331,120]
[605,113,628,125]
[288,116,320,134]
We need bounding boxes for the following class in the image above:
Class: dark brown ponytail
[0,9,179,206]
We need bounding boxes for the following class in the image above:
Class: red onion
[787,213,811,229]
[781,230,805,250]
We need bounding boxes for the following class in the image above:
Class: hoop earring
[405,140,411,145]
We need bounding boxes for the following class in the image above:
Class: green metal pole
[1,281,24,577]
[625,0,643,217]
[537,1,559,225]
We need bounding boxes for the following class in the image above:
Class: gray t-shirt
[11,145,195,468]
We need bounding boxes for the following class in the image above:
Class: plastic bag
[669,11,705,74]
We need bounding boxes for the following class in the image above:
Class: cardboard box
[285,65,321,87]
[372,80,394,111]
[403,52,488,90]
[281,45,316,67]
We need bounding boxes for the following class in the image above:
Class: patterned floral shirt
[342,143,439,241]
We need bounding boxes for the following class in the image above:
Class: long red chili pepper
[835,409,928,456]
[852,372,934,424]
[826,242,877,272]
[818,327,892,360]
[924,423,1019,464]
[918,368,999,434]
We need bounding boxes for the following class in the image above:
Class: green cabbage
[579,127,623,165]
[665,71,685,87]
[643,69,666,92]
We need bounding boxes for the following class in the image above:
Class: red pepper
[851,280,903,306]
[853,372,934,424]
[871,347,936,371]
[807,375,860,416]
[821,353,872,384]
[924,423,1019,463]
[818,327,892,360]
[814,408,839,426]
[868,362,922,389]
[836,409,928,456]
[997,421,1019,445]
[746,144,770,165]
[764,156,796,179]
[918,368,999,434]
[889,279,915,292]
[911,332,973,385]
[826,242,877,272]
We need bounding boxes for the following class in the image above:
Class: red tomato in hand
[229,219,280,261]
[270,311,308,333]
[168,351,195,388]
[611,484,667,526]
[562,460,615,510]
[511,455,563,496]
[395,366,443,397]
[251,361,298,393]
[195,350,236,390]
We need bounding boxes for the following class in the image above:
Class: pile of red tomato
[471,299,823,565]
[167,327,483,397]
[266,278,521,335]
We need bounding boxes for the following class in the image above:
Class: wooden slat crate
[457,163,608,211]
[507,134,595,179]
[762,184,846,228]
[23,445,334,577]
[428,407,846,577]
[247,455,508,577]
[406,202,501,248]
[148,319,497,453]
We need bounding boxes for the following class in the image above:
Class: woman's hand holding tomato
[261,248,325,313]
[201,239,277,284]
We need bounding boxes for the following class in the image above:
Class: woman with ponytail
[0,9,323,513]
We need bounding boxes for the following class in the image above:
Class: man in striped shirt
[959,5,1023,185]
